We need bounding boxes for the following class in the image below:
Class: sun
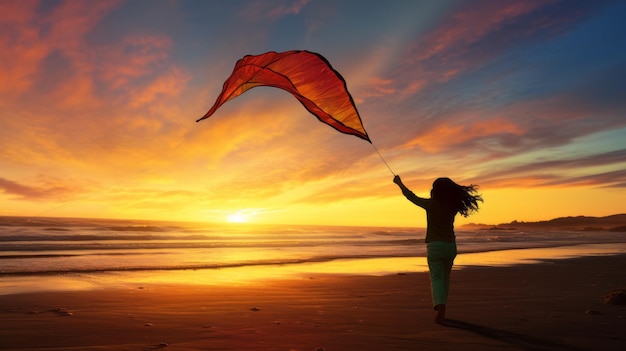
[226,212,247,223]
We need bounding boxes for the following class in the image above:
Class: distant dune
[463,214,626,232]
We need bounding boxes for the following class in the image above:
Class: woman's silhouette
[393,175,482,324]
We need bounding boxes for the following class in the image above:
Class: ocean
[1,216,625,294]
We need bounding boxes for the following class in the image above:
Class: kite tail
[371,143,395,176]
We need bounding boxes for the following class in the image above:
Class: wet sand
[1,254,625,351]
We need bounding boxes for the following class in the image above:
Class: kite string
[371,142,395,176]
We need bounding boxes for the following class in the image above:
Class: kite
[196,50,370,142]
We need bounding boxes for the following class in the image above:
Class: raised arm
[393,175,429,209]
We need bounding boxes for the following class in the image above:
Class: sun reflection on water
[1,243,623,295]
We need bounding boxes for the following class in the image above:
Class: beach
[1,254,625,351]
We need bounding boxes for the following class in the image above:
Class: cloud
[496,149,626,175]
[268,0,310,18]
[239,0,310,20]
[293,175,390,205]
[0,177,75,200]
[378,80,624,169]
[402,116,524,153]
[422,0,595,72]
[478,149,626,188]
[0,0,121,97]
[0,1,48,95]
[366,0,608,104]
[126,66,191,108]
[357,77,398,100]
[410,1,544,64]
[0,1,194,178]
[97,35,174,91]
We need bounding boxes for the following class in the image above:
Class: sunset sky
[1,0,625,227]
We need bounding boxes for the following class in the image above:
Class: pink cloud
[479,169,626,190]
[479,149,626,187]
[411,1,547,64]
[370,0,589,102]
[0,0,196,180]
[0,0,120,102]
[98,35,173,90]
[42,0,121,49]
[385,87,608,165]
[358,77,396,100]
[127,66,191,108]
[0,1,50,95]
[0,1,184,111]
[403,117,525,153]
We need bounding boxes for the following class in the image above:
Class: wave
[95,225,184,232]
[0,238,416,252]
[0,253,421,276]
[0,234,212,242]
[0,251,171,259]
[4,242,623,277]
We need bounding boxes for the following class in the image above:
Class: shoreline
[1,254,625,350]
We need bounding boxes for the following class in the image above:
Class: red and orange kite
[197,50,370,143]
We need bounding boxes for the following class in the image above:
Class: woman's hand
[393,175,402,185]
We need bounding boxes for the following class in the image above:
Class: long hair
[430,177,482,217]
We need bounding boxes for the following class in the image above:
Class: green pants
[427,241,457,308]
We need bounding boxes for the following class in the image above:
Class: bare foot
[434,304,446,324]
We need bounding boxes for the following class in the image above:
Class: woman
[393,175,482,324]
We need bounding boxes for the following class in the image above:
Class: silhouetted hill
[463,214,626,232]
